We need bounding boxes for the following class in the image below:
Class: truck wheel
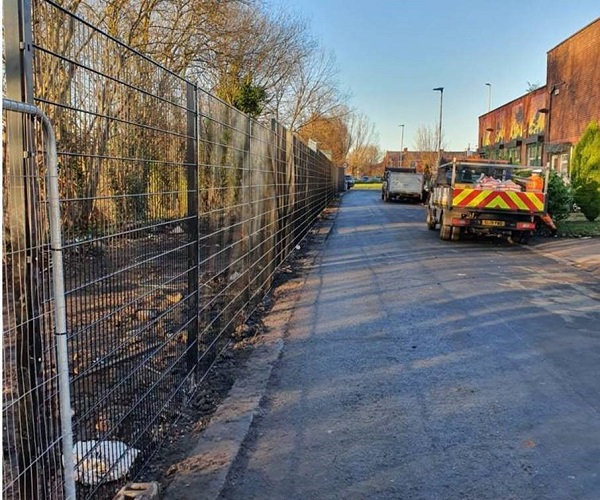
[426,207,437,230]
[440,225,452,241]
[451,226,461,241]
[513,231,530,245]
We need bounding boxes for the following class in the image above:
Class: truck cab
[426,159,549,242]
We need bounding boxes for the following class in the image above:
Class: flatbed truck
[426,159,549,242]
[381,167,425,202]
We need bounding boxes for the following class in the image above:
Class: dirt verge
[139,200,339,496]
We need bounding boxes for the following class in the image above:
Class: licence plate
[482,220,505,227]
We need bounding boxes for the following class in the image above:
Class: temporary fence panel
[2,106,66,500]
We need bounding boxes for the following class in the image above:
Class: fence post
[3,1,50,498]
[242,115,252,308]
[286,128,295,258]
[270,119,280,265]
[186,83,199,376]
[4,98,78,500]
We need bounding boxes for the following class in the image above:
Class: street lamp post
[485,82,492,112]
[399,124,405,167]
[433,87,444,166]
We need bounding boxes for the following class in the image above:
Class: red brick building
[546,18,600,174]
[478,86,547,166]
[478,17,599,174]
[380,149,473,174]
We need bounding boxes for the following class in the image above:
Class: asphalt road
[220,189,600,500]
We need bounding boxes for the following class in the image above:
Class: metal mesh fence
[3,108,64,500]
[2,0,338,498]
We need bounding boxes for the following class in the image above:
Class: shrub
[570,121,600,222]
[574,180,600,221]
[570,121,600,186]
[233,77,266,118]
[546,169,573,222]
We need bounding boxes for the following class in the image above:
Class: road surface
[220,189,600,500]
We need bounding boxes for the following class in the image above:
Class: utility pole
[399,124,405,167]
[485,82,492,112]
[433,87,444,166]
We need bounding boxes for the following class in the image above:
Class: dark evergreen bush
[574,180,600,222]
[546,169,573,222]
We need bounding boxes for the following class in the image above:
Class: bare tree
[80,0,254,76]
[273,47,348,131]
[196,3,307,105]
[75,0,348,130]
[347,144,381,176]
[347,111,379,154]
[34,0,351,227]
[414,123,446,151]
[297,113,350,166]
[413,123,447,169]
[345,111,380,174]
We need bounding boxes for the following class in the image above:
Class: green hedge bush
[570,121,600,222]
[546,169,573,222]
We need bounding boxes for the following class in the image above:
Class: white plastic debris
[73,440,140,485]
[229,270,242,282]
[295,244,301,250]
[170,225,185,234]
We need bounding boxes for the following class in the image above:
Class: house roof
[384,150,471,161]
[379,150,474,172]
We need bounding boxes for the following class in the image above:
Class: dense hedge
[570,121,600,222]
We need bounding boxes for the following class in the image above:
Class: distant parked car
[361,176,370,182]
[345,175,355,189]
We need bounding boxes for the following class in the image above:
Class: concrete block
[113,482,160,500]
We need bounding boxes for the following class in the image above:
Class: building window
[551,152,570,176]
[507,147,521,165]
[560,153,569,174]
[526,144,541,166]
[489,148,508,161]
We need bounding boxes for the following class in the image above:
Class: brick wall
[381,150,471,172]
[547,18,600,146]
[478,87,547,164]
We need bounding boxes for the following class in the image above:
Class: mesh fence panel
[3,108,64,500]
[3,1,337,498]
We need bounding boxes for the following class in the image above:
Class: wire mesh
[3,0,338,498]
[30,2,197,498]
[2,108,64,500]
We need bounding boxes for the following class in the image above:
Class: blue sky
[268,0,599,154]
